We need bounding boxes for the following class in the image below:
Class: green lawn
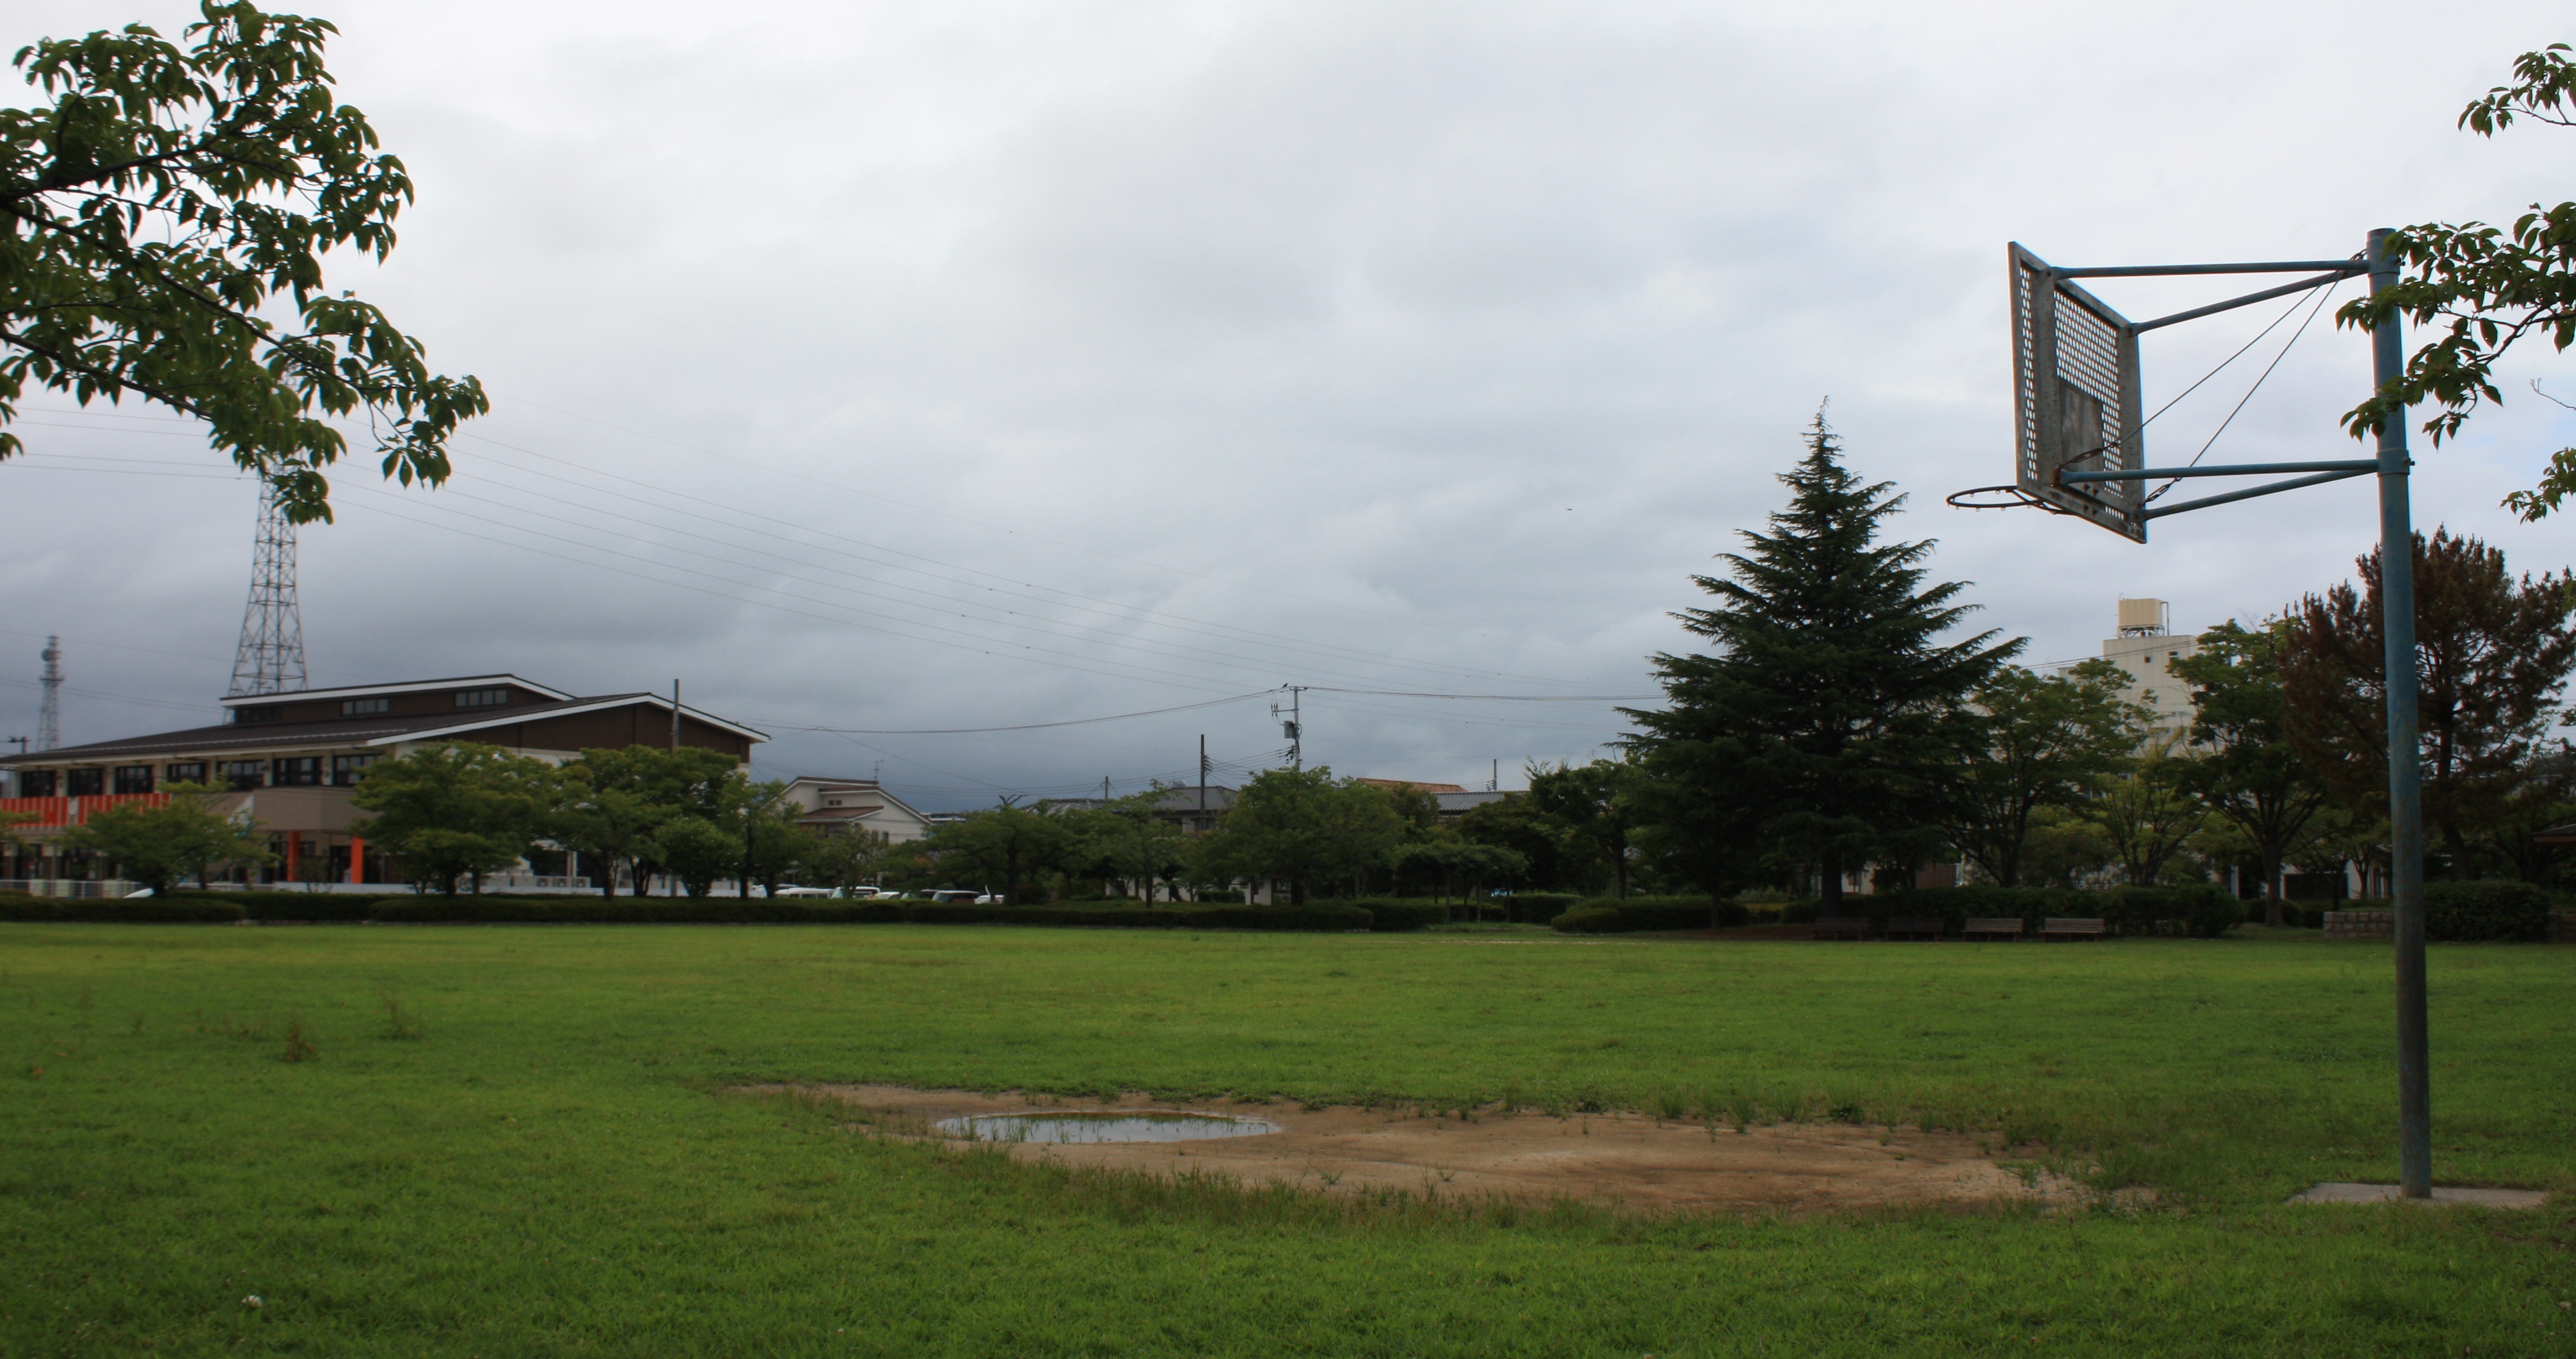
[1,922,2569,1357]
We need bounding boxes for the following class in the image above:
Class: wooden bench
[1811,916,1870,940]
[1962,917,2024,941]
[1884,916,1942,941]
[2041,917,2107,941]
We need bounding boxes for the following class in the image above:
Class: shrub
[1854,884,2237,938]
[1547,896,1745,934]
[2425,881,2551,942]
[1341,899,1447,932]
[0,892,245,923]
[168,890,387,922]
[364,895,1372,931]
[1505,893,1581,924]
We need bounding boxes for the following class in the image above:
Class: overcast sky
[9,0,2576,807]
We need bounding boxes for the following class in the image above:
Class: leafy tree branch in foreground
[1,1,486,521]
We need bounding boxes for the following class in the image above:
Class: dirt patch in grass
[767,1083,2089,1215]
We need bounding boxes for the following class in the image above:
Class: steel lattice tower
[228,482,308,697]
[36,635,62,751]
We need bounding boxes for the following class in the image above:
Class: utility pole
[37,636,63,751]
[1272,686,1306,769]
[670,679,681,751]
[1198,735,1208,819]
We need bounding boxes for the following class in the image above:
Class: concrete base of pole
[2290,1182,2547,1208]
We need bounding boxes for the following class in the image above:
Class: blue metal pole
[2368,226,2432,1199]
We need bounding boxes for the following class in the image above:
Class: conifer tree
[1626,415,2018,906]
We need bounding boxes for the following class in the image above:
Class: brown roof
[2,693,766,765]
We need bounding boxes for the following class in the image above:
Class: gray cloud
[9,0,2576,803]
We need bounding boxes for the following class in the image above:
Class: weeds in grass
[378,991,425,1041]
[279,1016,317,1064]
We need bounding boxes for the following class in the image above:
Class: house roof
[796,805,888,822]
[216,673,573,710]
[1,692,766,766]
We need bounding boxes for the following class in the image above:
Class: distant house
[1354,777,1507,819]
[777,776,935,843]
[1040,785,1236,834]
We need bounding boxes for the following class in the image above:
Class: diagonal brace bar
[2060,459,2378,484]
[2132,271,2355,333]
[2136,466,2371,520]
[2053,259,2368,279]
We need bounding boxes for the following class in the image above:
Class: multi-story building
[2097,598,2200,744]
[0,674,764,886]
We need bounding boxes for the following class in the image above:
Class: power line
[755,690,1272,735]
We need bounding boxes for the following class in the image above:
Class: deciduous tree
[1939,661,2145,888]
[2171,621,2330,922]
[923,802,1071,905]
[1190,767,1403,906]
[349,743,556,896]
[1,2,486,520]
[57,781,268,891]
[2279,528,2576,876]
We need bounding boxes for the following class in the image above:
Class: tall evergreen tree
[1626,415,2018,906]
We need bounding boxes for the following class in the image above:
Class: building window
[331,754,381,787]
[232,705,284,725]
[218,761,266,791]
[454,688,509,709]
[165,762,208,786]
[17,769,58,797]
[112,766,154,795]
[67,768,104,796]
[271,757,324,787]
[342,697,391,717]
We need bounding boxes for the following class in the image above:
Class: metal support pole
[2368,226,2432,1199]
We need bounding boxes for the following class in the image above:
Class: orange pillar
[285,831,300,883]
[348,835,366,885]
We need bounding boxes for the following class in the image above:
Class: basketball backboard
[2010,243,2146,541]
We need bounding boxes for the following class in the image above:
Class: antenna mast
[228,483,308,696]
[37,635,62,751]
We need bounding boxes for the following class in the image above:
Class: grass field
[1,922,2570,1357]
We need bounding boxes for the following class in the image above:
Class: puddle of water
[936,1111,1282,1144]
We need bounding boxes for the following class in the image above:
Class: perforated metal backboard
[2010,243,2146,541]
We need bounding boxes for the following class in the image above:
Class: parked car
[770,886,834,897]
[928,889,980,904]
[972,894,1005,904]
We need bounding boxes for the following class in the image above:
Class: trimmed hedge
[1837,884,2240,939]
[2342,882,2553,943]
[0,892,246,922]
[1549,896,1747,934]
[168,890,389,922]
[1339,899,1447,932]
[369,895,1373,931]
[1506,893,1582,924]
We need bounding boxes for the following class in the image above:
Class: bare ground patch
[760,1083,2092,1215]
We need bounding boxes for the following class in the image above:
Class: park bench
[2041,917,2107,941]
[1962,917,2025,941]
[1811,916,1870,940]
[1883,916,1942,940]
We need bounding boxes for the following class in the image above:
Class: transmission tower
[228,481,308,697]
[37,635,61,751]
